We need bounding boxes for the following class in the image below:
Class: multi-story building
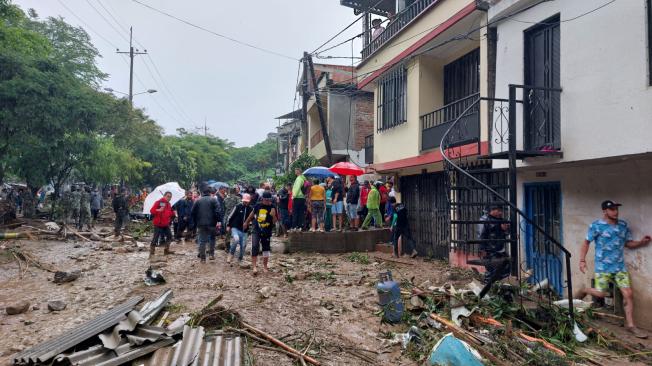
[275,111,302,173]
[302,63,374,166]
[483,0,652,328]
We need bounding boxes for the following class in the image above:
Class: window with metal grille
[377,65,407,132]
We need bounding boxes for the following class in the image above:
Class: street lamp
[103,88,157,97]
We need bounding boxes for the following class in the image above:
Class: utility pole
[305,52,333,165]
[117,27,147,106]
[301,56,309,153]
[195,117,209,136]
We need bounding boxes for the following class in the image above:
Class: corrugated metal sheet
[99,310,143,349]
[126,325,176,346]
[13,296,143,365]
[134,327,243,366]
[139,289,173,325]
[54,338,175,366]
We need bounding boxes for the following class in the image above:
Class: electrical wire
[84,0,129,44]
[508,0,615,24]
[310,0,387,54]
[130,0,298,61]
[56,0,120,49]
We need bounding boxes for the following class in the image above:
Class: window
[444,48,480,104]
[648,0,652,85]
[377,65,407,132]
[524,14,561,150]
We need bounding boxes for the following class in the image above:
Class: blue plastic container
[376,271,404,323]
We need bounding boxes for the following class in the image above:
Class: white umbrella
[142,182,186,214]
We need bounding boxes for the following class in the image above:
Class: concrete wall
[490,0,652,165]
[353,94,374,151]
[516,155,652,329]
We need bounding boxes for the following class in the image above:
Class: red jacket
[360,186,370,206]
[150,198,174,228]
[379,185,389,204]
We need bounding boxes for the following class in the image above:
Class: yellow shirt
[309,185,325,201]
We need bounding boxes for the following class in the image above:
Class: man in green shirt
[291,167,307,232]
[361,182,383,230]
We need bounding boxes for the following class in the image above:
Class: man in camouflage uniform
[70,186,81,228]
[112,188,130,238]
[78,186,92,231]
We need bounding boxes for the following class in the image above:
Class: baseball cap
[262,191,273,199]
[242,193,251,202]
[601,200,622,210]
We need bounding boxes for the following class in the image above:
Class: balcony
[364,134,374,164]
[421,93,480,151]
[362,0,437,60]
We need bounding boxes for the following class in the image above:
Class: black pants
[91,209,100,221]
[292,198,306,230]
[175,218,191,240]
[393,225,414,256]
[151,226,172,247]
[252,230,271,256]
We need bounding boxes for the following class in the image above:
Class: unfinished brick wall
[353,93,374,150]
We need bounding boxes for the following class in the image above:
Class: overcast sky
[13,0,362,147]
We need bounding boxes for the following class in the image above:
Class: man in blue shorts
[576,200,650,338]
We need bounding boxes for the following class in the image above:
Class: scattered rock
[47,300,67,312]
[258,286,274,298]
[53,270,81,284]
[32,304,40,311]
[6,301,30,315]
[24,320,34,326]
[84,286,95,291]
[90,233,101,241]
[239,263,251,270]
[408,296,425,310]
[114,247,129,254]
[73,244,82,248]
[99,244,113,251]
[294,272,308,281]
[45,222,60,231]
[10,345,25,352]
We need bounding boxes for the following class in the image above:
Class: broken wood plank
[593,312,624,321]
[242,322,321,366]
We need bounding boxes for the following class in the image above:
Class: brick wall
[353,93,374,150]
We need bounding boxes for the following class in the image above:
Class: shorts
[252,229,271,256]
[332,201,344,214]
[346,203,358,219]
[311,201,325,224]
[595,271,631,293]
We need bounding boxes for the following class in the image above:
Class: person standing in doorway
[291,168,306,232]
[576,200,651,339]
[245,191,277,275]
[346,176,360,231]
[191,187,223,263]
[149,191,175,257]
[361,182,383,230]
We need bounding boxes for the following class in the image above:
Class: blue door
[524,182,563,295]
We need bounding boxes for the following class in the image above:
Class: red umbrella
[329,162,364,176]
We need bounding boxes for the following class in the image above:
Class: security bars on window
[377,65,407,132]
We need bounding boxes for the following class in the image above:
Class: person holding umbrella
[149,191,175,257]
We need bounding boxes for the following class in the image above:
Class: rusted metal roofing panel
[13,296,143,365]
[133,328,243,366]
[138,289,173,325]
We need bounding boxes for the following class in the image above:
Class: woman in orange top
[308,179,326,232]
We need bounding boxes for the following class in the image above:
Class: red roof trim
[369,141,488,172]
[358,1,477,89]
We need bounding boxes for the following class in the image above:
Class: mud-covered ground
[1,221,651,366]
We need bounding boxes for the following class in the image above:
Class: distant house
[274,111,302,173]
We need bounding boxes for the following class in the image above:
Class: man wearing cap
[226,193,253,265]
[576,200,651,338]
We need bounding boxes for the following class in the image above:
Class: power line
[56,0,120,49]
[84,0,129,44]
[130,0,298,61]
[310,0,386,54]
[144,55,195,123]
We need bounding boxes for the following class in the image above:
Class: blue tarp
[428,333,484,366]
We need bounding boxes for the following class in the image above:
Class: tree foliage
[0,1,281,193]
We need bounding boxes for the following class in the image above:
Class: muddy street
[0,230,458,365]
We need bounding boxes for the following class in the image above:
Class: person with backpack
[244,191,277,275]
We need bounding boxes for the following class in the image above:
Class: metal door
[524,182,563,295]
[400,172,449,259]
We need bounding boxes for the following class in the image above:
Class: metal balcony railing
[364,134,374,164]
[421,93,480,151]
[362,0,437,60]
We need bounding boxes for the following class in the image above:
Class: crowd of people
[132,167,418,275]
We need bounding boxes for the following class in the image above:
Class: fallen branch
[429,313,508,366]
[592,312,624,321]
[517,331,566,356]
[242,322,321,366]
[66,226,91,242]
